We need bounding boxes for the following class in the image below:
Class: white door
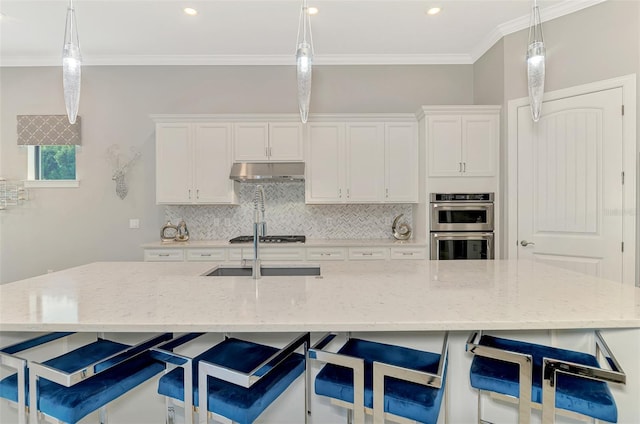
[269,122,303,161]
[234,122,268,161]
[385,122,418,202]
[346,123,384,202]
[428,116,462,176]
[517,88,624,281]
[463,115,497,176]
[194,123,235,204]
[305,123,344,203]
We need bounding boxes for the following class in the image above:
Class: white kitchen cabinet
[155,122,238,204]
[306,247,347,261]
[186,248,227,262]
[348,247,390,260]
[305,123,345,203]
[306,120,417,204]
[144,249,185,262]
[424,107,499,177]
[390,246,426,260]
[233,122,303,162]
[345,123,385,202]
[385,123,418,202]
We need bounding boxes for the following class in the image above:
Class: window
[28,145,77,180]
[18,115,81,188]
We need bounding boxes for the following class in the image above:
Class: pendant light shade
[527,0,545,122]
[296,0,313,123]
[62,0,81,125]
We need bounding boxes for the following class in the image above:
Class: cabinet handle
[159,254,170,257]
[200,253,212,257]
[347,189,350,198]
[459,162,462,172]
[339,188,342,198]
[386,188,389,198]
[196,189,200,199]
[401,252,413,256]
[362,252,373,256]
[269,146,272,157]
[463,162,466,173]
[188,189,192,199]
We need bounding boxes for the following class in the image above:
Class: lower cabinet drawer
[144,249,185,262]
[306,247,347,261]
[348,247,390,260]
[259,247,305,261]
[186,249,226,261]
[390,247,426,260]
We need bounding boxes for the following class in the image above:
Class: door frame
[507,74,637,286]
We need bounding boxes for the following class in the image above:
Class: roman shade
[17,115,81,145]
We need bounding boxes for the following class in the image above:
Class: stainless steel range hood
[229,162,305,183]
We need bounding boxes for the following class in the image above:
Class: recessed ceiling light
[427,7,442,16]
[307,7,319,15]
[183,7,198,16]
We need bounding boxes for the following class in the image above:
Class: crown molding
[0,53,474,67]
[470,0,607,62]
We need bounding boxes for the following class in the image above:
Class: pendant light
[296,0,314,123]
[527,0,545,122]
[62,0,81,125]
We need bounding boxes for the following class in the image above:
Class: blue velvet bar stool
[310,332,448,424]
[466,331,626,424]
[155,332,310,424]
[0,332,172,424]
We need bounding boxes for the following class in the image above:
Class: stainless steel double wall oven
[430,193,494,260]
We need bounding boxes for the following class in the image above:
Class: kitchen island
[1,260,639,423]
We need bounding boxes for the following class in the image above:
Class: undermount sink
[205,265,321,277]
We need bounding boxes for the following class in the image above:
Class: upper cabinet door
[385,122,418,203]
[269,122,304,161]
[156,123,192,204]
[194,123,237,204]
[306,123,345,203]
[428,116,463,177]
[345,123,384,202]
[462,115,497,176]
[233,122,269,161]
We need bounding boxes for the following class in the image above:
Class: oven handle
[431,202,494,209]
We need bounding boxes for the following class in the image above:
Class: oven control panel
[430,193,494,202]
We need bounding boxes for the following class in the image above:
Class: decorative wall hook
[105,144,141,199]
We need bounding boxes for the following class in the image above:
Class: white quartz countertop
[141,238,427,248]
[1,260,638,332]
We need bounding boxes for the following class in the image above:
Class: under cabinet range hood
[229,162,305,183]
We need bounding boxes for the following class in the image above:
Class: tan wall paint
[0,65,473,283]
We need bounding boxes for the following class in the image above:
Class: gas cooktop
[229,235,306,244]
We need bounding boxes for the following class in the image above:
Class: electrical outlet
[129,218,140,229]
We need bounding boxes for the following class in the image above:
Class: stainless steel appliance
[430,193,494,260]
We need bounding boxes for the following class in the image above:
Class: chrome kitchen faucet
[252,185,267,279]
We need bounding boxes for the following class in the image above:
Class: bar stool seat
[0,333,170,424]
[156,335,308,424]
[467,332,626,423]
[311,333,448,424]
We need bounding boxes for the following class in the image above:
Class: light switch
[129,218,140,229]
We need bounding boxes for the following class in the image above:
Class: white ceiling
[0,0,606,66]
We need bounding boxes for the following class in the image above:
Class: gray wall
[0,65,473,283]
[472,0,640,257]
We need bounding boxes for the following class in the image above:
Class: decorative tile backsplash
[165,183,413,240]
